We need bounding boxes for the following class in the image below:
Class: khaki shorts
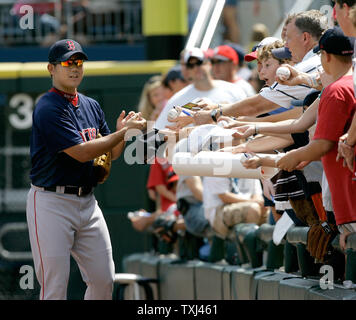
[338,222,356,234]
[213,202,254,239]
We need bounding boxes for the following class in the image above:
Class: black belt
[43,186,93,197]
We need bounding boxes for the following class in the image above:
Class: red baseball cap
[167,169,179,184]
[212,45,239,65]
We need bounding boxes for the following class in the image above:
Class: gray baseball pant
[26,185,115,300]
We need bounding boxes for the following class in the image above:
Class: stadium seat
[256,224,284,270]
[279,277,320,300]
[194,262,226,300]
[158,259,201,299]
[122,252,148,275]
[345,233,356,283]
[307,285,356,300]
[234,223,263,268]
[287,227,322,277]
[139,254,162,299]
[231,266,274,300]
[114,273,158,300]
[222,265,240,300]
[256,272,300,300]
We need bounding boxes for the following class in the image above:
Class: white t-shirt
[234,77,256,97]
[237,66,252,81]
[176,175,201,204]
[203,177,262,226]
[260,50,322,108]
[154,80,247,130]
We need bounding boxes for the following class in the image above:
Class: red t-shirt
[147,158,176,212]
[313,75,356,225]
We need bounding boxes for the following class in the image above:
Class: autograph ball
[276,67,291,81]
[168,108,179,120]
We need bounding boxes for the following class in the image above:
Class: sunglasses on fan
[186,60,204,69]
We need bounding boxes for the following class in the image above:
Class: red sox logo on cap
[66,40,76,51]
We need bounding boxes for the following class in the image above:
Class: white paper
[272,211,295,245]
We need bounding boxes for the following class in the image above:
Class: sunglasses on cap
[53,59,84,67]
[186,60,204,69]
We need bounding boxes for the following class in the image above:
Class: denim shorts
[183,203,210,238]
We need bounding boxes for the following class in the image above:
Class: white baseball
[167,108,179,121]
[276,67,291,81]
[217,120,228,127]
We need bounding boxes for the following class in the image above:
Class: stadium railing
[0,0,143,46]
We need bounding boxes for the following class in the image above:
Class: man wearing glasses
[155,47,247,130]
[26,39,146,299]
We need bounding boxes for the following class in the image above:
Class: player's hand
[336,133,355,172]
[276,149,302,172]
[116,110,136,131]
[275,64,307,86]
[124,112,147,131]
[232,124,256,139]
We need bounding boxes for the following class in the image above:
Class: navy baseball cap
[48,39,88,63]
[313,27,354,56]
[162,65,185,87]
[271,47,292,60]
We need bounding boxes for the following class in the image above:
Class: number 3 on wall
[8,93,43,130]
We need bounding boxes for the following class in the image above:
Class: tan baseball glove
[306,222,338,262]
[93,133,112,184]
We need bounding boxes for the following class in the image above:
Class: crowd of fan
[128,1,356,281]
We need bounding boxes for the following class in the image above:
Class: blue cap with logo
[48,39,88,63]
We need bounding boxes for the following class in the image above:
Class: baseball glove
[306,222,338,263]
[93,133,112,184]
[152,217,177,244]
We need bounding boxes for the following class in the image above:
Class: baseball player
[26,39,146,300]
